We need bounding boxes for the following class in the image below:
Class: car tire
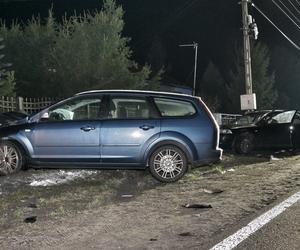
[0,141,24,176]
[234,133,254,154]
[149,145,188,182]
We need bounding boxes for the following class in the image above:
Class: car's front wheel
[149,145,188,182]
[234,133,254,154]
[0,141,24,176]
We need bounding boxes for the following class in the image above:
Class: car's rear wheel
[234,134,254,154]
[0,141,24,176]
[149,145,188,182]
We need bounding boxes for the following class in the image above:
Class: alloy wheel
[0,144,20,174]
[153,148,184,180]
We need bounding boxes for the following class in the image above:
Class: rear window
[154,98,196,117]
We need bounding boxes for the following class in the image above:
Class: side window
[293,112,300,124]
[48,96,103,121]
[154,98,196,117]
[107,96,151,119]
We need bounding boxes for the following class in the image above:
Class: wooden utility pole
[241,0,253,95]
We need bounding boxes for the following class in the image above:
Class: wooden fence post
[16,96,24,111]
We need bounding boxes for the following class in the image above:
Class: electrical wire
[277,0,300,24]
[162,0,200,31]
[294,0,300,8]
[272,0,300,30]
[288,0,300,15]
[251,2,300,50]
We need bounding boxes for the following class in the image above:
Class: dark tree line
[0,0,160,98]
[0,0,300,113]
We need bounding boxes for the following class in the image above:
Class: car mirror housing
[40,112,49,121]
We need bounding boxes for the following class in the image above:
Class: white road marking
[210,191,300,250]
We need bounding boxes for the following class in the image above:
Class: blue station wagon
[0,90,222,182]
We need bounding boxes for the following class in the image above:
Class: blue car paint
[101,119,160,165]
[0,90,222,169]
[29,121,101,161]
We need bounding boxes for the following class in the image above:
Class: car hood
[0,114,29,128]
[230,123,258,130]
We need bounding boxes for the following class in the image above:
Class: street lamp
[179,42,198,96]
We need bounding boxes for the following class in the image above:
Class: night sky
[0,0,299,87]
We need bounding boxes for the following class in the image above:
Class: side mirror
[40,112,49,121]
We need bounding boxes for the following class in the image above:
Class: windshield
[258,111,296,125]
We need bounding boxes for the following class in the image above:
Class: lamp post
[179,42,198,96]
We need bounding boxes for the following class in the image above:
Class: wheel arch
[0,135,33,160]
[144,137,196,166]
[0,137,29,171]
[233,131,255,154]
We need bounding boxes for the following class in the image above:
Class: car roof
[75,89,197,99]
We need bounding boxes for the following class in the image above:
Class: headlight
[220,129,232,134]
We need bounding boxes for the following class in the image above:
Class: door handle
[139,125,154,131]
[80,126,95,132]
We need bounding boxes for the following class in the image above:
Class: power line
[288,0,300,15]
[274,0,300,25]
[251,2,300,50]
[272,0,300,30]
[161,0,200,31]
[294,0,300,8]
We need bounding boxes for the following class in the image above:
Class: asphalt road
[234,200,300,250]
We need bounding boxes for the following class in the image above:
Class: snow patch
[29,170,97,187]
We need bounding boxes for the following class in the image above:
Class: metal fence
[213,113,242,126]
[0,96,57,114]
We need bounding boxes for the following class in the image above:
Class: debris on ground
[149,238,157,241]
[24,216,37,223]
[270,155,281,161]
[215,167,235,175]
[121,194,134,198]
[182,203,212,209]
[203,188,223,194]
[28,203,37,208]
[226,168,235,172]
[178,232,193,237]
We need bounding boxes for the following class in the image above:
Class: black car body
[219,110,275,149]
[221,110,299,153]
[0,111,28,127]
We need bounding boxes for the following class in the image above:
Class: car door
[254,111,295,148]
[100,94,160,165]
[26,94,103,163]
[291,111,300,148]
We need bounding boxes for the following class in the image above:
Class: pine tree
[226,42,277,112]
[200,61,226,112]
[0,0,159,97]
[0,37,15,96]
[271,46,300,109]
[251,43,277,109]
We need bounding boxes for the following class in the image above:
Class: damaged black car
[220,110,300,154]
